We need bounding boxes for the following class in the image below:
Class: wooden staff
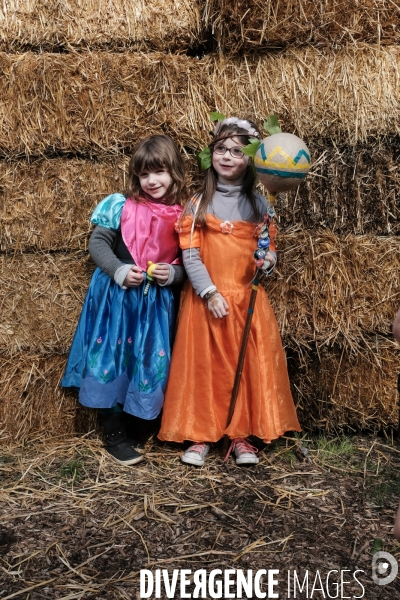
[222,193,276,456]
[222,269,260,455]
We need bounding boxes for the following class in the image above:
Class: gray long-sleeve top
[182,182,277,296]
[88,226,185,288]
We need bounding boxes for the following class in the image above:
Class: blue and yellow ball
[254,132,311,193]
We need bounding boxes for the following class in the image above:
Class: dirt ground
[1,432,400,599]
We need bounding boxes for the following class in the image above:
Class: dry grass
[0,47,400,158]
[0,0,202,52]
[1,0,399,54]
[0,238,399,439]
[0,338,397,440]
[205,0,400,51]
[0,434,399,598]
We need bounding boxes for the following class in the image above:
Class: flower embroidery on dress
[99,369,113,383]
[220,220,234,234]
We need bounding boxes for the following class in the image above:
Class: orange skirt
[158,213,301,443]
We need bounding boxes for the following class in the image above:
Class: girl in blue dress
[62,135,186,465]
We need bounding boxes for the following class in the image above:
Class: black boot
[101,412,144,466]
[124,413,147,454]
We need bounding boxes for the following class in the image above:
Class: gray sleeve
[182,248,214,295]
[88,226,125,279]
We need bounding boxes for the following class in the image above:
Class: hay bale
[205,47,400,144]
[0,352,96,441]
[0,157,125,252]
[0,47,400,158]
[1,340,398,441]
[0,252,91,356]
[0,157,200,252]
[205,0,400,51]
[2,234,399,356]
[0,52,211,158]
[268,230,400,349]
[0,0,202,52]
[287,336,400,432]
[275,140,400,236]
[0,53,212,158]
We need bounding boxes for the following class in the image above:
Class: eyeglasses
[213,144,244,159]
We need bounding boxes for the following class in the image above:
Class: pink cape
[121,197,183,271]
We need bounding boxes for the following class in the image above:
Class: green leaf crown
[197,113,282,171]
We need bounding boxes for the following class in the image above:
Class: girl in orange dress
[158,117,301,465]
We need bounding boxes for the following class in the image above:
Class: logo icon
[372,551,398,585]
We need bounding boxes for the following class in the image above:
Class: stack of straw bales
[1,1,399,440]
[0,2,204,441]
[204,0,400,50]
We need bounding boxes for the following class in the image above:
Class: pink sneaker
[225,438,259,465]
[181,442,210,466]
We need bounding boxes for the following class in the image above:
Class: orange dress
[158,213,301,443]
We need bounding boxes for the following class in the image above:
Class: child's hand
[261,251,276,271]
[208,293,229,318]
[151,264,171,284]
[123,266,145,287]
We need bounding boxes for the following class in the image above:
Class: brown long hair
[126,135,187,205]
[190,122,262,225]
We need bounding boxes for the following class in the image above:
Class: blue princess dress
[62,193,183,419]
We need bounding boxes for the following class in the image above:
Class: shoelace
[224,438,259,462]
[187,442,208,455]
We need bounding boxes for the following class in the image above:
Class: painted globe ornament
[254,132,311,193]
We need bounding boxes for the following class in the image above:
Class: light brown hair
[126,134,187,205]
[189,122,262,225]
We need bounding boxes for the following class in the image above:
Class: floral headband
[212,115,260,138]
[197,112,282,171]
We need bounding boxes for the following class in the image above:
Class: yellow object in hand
[144,261,158,296]
[146,261,158,280]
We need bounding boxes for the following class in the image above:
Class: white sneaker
[226,438,259,465]
[181,442,210,466]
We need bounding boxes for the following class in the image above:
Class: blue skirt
[62,268,177,419]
